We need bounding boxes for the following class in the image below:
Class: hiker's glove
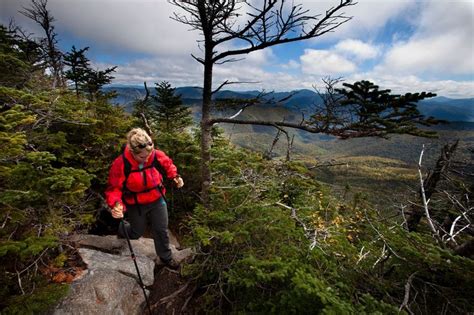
[111,202,124,219]
[174,176,184,188]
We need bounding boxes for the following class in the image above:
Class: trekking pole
[120,219,152,314]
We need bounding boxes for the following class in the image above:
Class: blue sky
[1,0,473,98]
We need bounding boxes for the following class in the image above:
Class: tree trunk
[200,50,213,206]
[406,141,459,231]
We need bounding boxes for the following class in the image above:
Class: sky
[1,0,473,98]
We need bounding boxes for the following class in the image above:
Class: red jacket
[105,146,178,210]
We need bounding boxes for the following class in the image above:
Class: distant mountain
[105,85,474,122]
[419,97,474,122]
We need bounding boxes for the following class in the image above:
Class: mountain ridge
[104,85,474,122]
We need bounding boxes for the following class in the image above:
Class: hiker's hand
[174,176,184,188]
[111,202,124,219]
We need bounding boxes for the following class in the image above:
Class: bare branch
[153,282,190,307]
[356,246,371,265]
[30,107,91,127]
[214,57,246,65]
[275,201,319,250]
[208,117,391,139]
[405,141,461,232]
[212,80,259,95]
[191,53,205,64]
[212,0,355,62]
[143,81,150,103]
[139,81,153,136]
[266,128,282,159]
[20,0,63,88]
[399,272,418,314]
[417,145,440,238]
[372,244,388,268]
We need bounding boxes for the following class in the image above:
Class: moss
[2,283,69,315]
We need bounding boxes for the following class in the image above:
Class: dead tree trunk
[406,140,459,232]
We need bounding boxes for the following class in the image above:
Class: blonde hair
[127,128,153,154]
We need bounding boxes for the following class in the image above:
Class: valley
[110,85,474,211]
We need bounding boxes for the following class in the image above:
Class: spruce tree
[152,81,193,133]
[134,81,200,214]
[0,20,132,311]
[0,25,41,88]
[335,80,439,138]
[83,66,117,101]
[63,45,90,96]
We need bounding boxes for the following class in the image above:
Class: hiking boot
[162,257,180,270]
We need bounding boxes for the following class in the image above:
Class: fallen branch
[399,271,418,314]
[356,246,371,265]
[276,201,318,250]
[181,284,197,312]
[152,282,190,309]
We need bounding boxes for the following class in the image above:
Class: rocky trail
[52,233,194,314]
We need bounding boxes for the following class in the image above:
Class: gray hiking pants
[118,198,172,261]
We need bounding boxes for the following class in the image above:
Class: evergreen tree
[63,45,90,96]
[82,66,117,101]
[152,81,193,133]
[0,26,131,311]
[0,25,42,89]
[334,80,439,138]
[186,138,474,314]
[138,81,201,215]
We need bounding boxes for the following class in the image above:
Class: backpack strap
[152,151,168,204]
[122,151,142,214]
[121,149,169,205]
[152,150,168,182]
[122,151,132,193]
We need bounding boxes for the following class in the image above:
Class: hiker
[105,128,184,269]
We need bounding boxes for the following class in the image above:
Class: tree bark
[200,22,214,206]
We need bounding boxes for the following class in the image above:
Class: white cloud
[245,49,276,65]
[335,39,380,60]
[300,49,357,75]
[1,0,200,57]
[98,56,203,87]
[380,34,473,75]
[301,0,417,42]
[281,60,300,70]
[1,0,472,98]
[377,1,474,76]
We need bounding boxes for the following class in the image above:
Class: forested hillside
[1,1,473,314]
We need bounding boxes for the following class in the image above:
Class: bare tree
[170,0,438,205]
[405,141,459,232]
[169,0,355,204]
[405,142,473,257]
[20,0,63,88]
